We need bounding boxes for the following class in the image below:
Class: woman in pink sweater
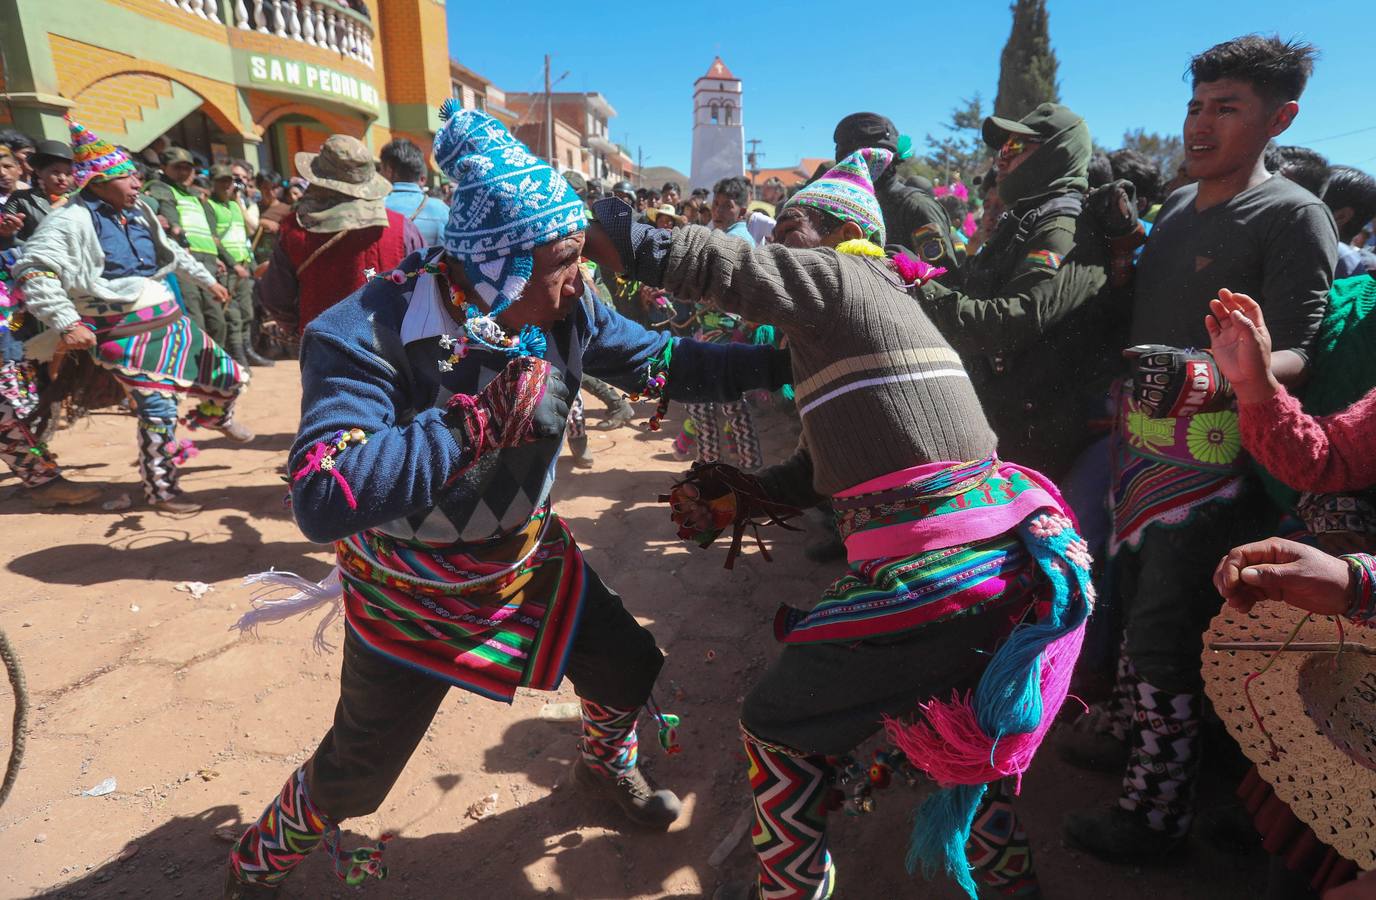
[1205,287,1374,626]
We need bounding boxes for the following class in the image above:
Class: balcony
[157,0,374,68]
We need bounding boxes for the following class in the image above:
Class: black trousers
[304,563,663,821]
[741,603,1013,756]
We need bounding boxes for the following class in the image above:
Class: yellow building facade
[0,0,454,173]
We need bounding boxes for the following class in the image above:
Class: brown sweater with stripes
[661,225,995,497]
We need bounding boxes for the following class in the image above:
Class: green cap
[161,146,194,166]
[209,163,235,180]
[982,102,1083,150]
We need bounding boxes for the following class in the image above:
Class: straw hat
[1202,604,1376,869]
[647,203,686,226]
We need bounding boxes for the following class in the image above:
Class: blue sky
[446,0,1373,178]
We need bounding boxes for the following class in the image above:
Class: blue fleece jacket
[289,249,789,545]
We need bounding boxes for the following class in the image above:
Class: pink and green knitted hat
[67,116,137,189]
[783,147,893,245]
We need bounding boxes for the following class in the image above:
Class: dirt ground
[1,364,1270,899]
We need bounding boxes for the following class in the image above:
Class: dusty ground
[1,364,1269,899]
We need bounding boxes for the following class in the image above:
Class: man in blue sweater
[223,107,790,898]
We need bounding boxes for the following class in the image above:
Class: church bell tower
[690,57,745,192]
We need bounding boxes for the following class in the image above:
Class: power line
[1292,124,1376,145]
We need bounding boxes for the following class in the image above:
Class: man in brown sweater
[587,149,1097,900]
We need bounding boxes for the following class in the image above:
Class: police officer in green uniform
[833,113,960,277]
[142,147,227,345]
[205,165,274,368]
[915,103,1128,480]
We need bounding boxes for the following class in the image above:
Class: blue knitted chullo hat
[433,103,587,336]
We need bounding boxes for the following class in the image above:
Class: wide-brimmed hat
[29,140,73,169]
[647,203,686,226]
[1202,604,1376,869]
[295,135,391,201]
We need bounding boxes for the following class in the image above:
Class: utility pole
[746,138,763,200]
[637,146,644,188]
[544,54,554,167]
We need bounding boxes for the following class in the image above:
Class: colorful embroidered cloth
[85,293,245,401]
[336,509,587,702]
[832,456,1063,562]
[1110,385,1246,554]
[776,457,1083,644]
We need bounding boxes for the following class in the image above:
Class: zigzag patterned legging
[0,360,59,487]
[685,400,760,471]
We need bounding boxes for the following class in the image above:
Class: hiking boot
[569,436,594,469]
[245,348,276,368]
[24,477,101,508]
[151,495,203,514]
[1062,806,1186,864]
[212,420,255,443]
[1055,727,1130,773]
[595,400,635,430]
[570,758,682,830]
[222,868,279,898]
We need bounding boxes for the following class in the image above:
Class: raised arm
[588,197,838,330]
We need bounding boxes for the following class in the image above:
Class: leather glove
[445,357,571,460]
[1085,178,1140,238]
[1123,344,1232,418]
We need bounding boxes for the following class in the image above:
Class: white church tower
[690,57,744,192]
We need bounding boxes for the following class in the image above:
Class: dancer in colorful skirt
[223,107,792,898]
[589,149,1095,900]
[12,117,251,513]
[0,248,99,505]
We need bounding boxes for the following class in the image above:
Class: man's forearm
[1271,349,1307,388]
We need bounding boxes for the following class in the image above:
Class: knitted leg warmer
[0,362,58,487]
[723,400,762,472]
[136,416,183,502]
[1118,678,1201,838]
[966,782,1040,898]
[742,730,835,900]
[183,396,237,430]
[579,701,639,779]
[687,402,720,464]
[567,392,587,440]
[1106,646,1137,743]
[229,766,329,886]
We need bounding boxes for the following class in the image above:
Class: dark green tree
[923,94,990,185]
[993,0,1061,121]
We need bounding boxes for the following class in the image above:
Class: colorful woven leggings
[567,392,587,441]
[183,395,237,429]
[741,732,834,900]
[0,360,58,487]
[686,400,761,471]
[229,765,329,886]
[1105,644,1138,743]
[1118,675,1201,837]
[132,390,183,502]
[579,700,639,779]
[966,782,1039,897]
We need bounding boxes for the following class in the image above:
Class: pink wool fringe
[884,620,1086,789]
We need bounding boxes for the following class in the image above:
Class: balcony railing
[158,0,375,69]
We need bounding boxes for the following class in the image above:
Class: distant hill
[638,165,691,190]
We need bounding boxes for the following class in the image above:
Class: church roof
[697,57,739,82]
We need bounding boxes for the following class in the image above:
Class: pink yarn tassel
[884,621,1086,789]
[292,441,359,510]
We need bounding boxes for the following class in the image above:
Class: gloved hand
[661,462,805,569]
[1085,178,1140,238]
[1122,344,1232,418]
[446,357,571,459]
